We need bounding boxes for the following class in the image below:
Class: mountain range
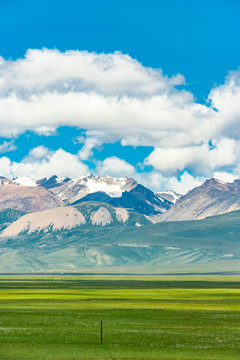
[160,178,240,221]
[7,173,240,221]
[3,174,174,215]
[0,173,240,272]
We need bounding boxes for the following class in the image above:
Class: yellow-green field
[0,275,240,359]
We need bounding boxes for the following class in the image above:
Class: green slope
[114,209,240,251]
[0,209,240,273]
[74,201,150,226]
[0,208,26,231]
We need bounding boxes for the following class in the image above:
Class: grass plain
[0,275,240,360]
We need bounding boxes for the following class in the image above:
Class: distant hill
[0,182,64,213]
[0,208,239,272]
[0,202,150,237]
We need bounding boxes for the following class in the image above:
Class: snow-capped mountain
[41,173,138,203]
[156,190,181,204]
[36,175,71,189]
[0,174,174,216]
[3,174,240,220]
[36,174,173,215]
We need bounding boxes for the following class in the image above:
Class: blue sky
[0,0,240,193]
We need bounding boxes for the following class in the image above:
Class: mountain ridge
[160,178,240,221]
[0,202,151,237]
[2,174,240,221]
[0,183,64,213]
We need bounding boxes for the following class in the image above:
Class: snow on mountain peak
[48,173,138,204]
[77,174,135,197]
[156,190,181,204]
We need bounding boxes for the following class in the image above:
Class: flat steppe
[0,275,240,359]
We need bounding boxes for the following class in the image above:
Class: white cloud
[0,89,214,148]
[212,171,236,183]
[0,48,184,97]
[97,156,135,178]
[28,145,49,159]
[134,171,204,195]
[166,172,205,194]
[0,48,214,149]
[0,140,16,153]
[208,69,240,139]
[0,148,89,180]
[0,156,12,178]
[0,49,240,187]
[145,138,239,176]
[77,136,102,161]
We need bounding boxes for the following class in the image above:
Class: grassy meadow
[0,275,240,359]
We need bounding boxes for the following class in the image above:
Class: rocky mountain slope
[0,181,64,213]
[36,175,71,189]
[160,178,240,221]
[107,184,172,215]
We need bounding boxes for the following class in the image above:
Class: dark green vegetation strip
[0,276,240,359]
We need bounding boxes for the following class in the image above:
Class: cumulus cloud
[0,48,240,190]
[28,145,50,159]
[145,138,239,176]
[0,88,214,147]
[95,156,205,194]
[0,48,185,97]
[0,48,214,148]
[0,147,89,180]
[77,136,103,161]
[134,171,205,195]
[0,140,16,153]
[212,171,236,183]
[97,156,135,178]
[208,69,240,139]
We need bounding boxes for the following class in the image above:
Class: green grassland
[0,276,240,359]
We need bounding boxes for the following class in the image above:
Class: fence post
[101,321,103,344]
